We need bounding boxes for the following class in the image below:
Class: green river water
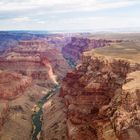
[31,85,60,140]
[31,57,74,140]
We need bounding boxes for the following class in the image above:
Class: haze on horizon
[0,0,140,32]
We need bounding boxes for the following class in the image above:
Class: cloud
[0,0,139,21]
[37,21,46,24]
[0,0,140,31]
[41,16,140,31]
[0,16,140,32]
[0,0,139,13]
[12,17,31,22]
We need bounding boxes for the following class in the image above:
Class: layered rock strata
[0,72,49,140]
[60,53,140,140]
[42,93,68,140]
[0,71,33,139]
[62,37,111,62]
[0,71,32,100]
[0,40,70,87]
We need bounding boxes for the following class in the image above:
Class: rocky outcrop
[0,71,32,100]
[0,72,32,100]
[0,70,33,138]
[112,71,140,140]
[60,53,140,140]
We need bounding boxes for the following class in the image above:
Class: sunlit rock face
[114,71,140,140]
[42,59,58,85]
[60,53,140,140]
[0,71,32,133]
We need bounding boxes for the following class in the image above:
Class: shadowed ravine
[31,85,60,140]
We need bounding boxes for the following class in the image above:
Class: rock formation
[0,70,49,140]
[0,71,32,100]
[42,93,68,140]
[0,70,32,138]
[0,37,71,140]
[0,32,139,140]
[60,52,140,140]
[62,37,111,63]
[0,40,70,87]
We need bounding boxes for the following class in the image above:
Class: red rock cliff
[60,54,140,140]
[0,40,70,87]
[62,37,111,62]
[0,71,32,100]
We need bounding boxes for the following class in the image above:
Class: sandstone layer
[0,70,50,140]
[60,53,140,140]
[0,32,139,140]
[42,93,68,140]
[0,71,32,100]
[0,40,70,87]
[0,37,70,140]
[62,37,111,63]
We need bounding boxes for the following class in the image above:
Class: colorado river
[32,85,60,140]
[31,57,74,140]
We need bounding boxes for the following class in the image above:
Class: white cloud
[43,16,140,31]
[0,0,140,31]
[37,21,46,24]
[0,16,140,32]
[0,0,139,12]
[12,17,31,22]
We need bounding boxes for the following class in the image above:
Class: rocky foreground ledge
[43,51,140,140]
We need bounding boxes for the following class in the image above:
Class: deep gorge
[0,32,140,140]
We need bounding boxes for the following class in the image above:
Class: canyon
[42,34,140,140]
[0,31,139,140]
[60,53,140,140]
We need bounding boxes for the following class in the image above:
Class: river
[31,84,60,140]
[31,57,74,140]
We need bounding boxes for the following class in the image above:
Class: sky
[0,0,140,32]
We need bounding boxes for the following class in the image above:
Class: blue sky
[0,0,140,32]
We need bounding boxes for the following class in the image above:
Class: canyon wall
[0,40,70,87]
[62,37,111,63]
[0,39,70,140]
[0,71,32,138]
[60,53,140,140]
[0,69,51,140]
[0,33,139,140]
[0,71,32,100]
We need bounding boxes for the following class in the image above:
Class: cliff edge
[60,51,140,140]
